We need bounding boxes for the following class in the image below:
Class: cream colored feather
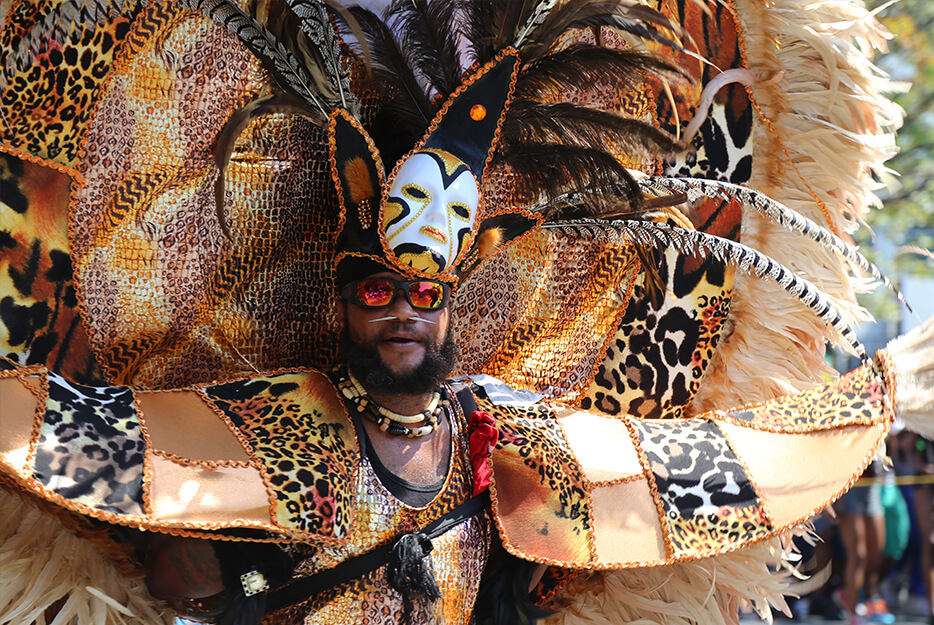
[0,488,173,625]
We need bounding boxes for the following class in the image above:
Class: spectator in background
[833,463,893,625]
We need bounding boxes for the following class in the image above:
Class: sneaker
[903,594,932,617]
[865,596,895,624]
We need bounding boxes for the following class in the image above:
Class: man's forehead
[364,271,407,281]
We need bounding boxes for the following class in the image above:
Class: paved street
[740,613,931,625]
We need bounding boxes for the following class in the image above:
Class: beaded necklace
[337,369,448,438]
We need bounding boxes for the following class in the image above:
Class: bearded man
[143,260,527,625]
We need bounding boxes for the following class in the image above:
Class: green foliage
[862,0,934,278]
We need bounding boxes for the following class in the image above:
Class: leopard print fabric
[580,201,739,419]
[205,370,358,539]
[631,418,773,556]
[482,398,595,564]
[0,154,103,384]
[32,370,145,515]
[272,387,490,625]
[0,2,140,171]
[726,366,886,430]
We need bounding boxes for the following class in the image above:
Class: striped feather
[542,219,871,365]
[637,177,911,311]
[179,0,331,116]
[512,0,562,49]
[286,0,354,107]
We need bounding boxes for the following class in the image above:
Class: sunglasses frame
[341,278,451,310]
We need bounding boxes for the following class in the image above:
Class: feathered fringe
[541,532,808,625]
[691,0,903,413]
[886,317,934,438]
[0,488,173,625]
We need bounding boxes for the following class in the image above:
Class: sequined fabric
[268,389,491,625]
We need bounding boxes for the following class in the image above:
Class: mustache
[367,315,438,325]
[373,321,434,344]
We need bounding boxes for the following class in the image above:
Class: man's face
[342,271,456,394]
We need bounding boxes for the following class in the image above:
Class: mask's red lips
[419,225,446,244]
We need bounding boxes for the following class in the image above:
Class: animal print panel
[0,154,103,384]
[631,418,773,556]
[579,196,741,420]
[726,366,886,430]
[0,2,140,170]
[580,245,734,419]
[32,371,145,515]
[485,399,594,565]
[205,370,358,540]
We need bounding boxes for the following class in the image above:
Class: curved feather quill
[213,92,326,238]
[542,219,872,365]
[637,177,912,312]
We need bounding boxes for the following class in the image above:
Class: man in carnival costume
[1,1,933,625]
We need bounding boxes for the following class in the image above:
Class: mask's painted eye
[449,203,471,221]
[383,200,404,227]
[402,184,430,202]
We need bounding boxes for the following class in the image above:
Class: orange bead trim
[0,145,84,185]
[150,448,253,469]
[133,388,155,517]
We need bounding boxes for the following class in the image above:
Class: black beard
[341,326,458,395]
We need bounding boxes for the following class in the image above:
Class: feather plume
[324,0,373,75]
[502,101,681,159]
[497,144,645,219]
[213,92,325,237]
[543,219,871,364]
[884,318,934,438]
[341,6,435,130]
[637,177,911,311]
[180,0,332,116]
[284,0,353,106]
[265,1,341,103]
[511,0,562,51]
[343,157,378,204]
[476,227,504,259]
[514,46,684,101]
[514,0,685,61]
[462,0,535,65]
[387,0,464,98]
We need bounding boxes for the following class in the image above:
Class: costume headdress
[202,0,690,290]
[329,50,518,285]
[1,2,930,625]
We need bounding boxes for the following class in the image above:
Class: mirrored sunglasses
[341,279,450,310]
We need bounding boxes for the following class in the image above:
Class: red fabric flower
[467,410,499,496]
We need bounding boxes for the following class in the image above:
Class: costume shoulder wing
[482,360,892,568]
[0,364,360,543]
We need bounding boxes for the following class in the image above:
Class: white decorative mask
[381,149,479,275]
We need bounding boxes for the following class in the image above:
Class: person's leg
[838,511,868,619]
[915,485,933,623]
[864,485,894,623]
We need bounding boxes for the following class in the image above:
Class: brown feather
[476,227,503,259]
[343,157,377,204]
[518,0,686,61]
